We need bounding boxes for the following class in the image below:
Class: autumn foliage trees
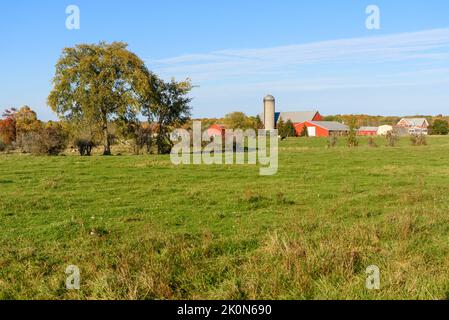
[0,106,68,154]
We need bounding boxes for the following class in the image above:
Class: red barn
[357,127,378,136]
[301,121,349,137]
[276,111,323,136]
[207,124,226,137]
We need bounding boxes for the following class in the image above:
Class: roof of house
[276,111,319,124]
[261,111,319,124]
[399,118,429,126]
[358,126,379,131]
[308,121,349,131]
[209,124,225,130]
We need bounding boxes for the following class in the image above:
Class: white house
[377,125,393,136]
[396,118,429,135]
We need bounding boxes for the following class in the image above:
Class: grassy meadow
[1,136,449,300]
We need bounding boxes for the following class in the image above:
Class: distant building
[261,110,323,135]
[261,95,323,135]
[396,118,429,135]
[377,125,393,136]
[207,124,226,137]
[357,126,378,136]
[303,121,349,137]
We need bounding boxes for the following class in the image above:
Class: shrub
[418,134,427,146]
[411,134,427,146]
[327,134,338,148]
[0,140,6,152]
[74,139,96,156]
[386,131,398,147]
[21,132,44,154]
[40,122,68,155]
[368,136,378,147]
[21,122,68,155]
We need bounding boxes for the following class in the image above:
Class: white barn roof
[309,121,349,131]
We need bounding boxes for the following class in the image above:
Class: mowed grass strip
[1,136,449,299]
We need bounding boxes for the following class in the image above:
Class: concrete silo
[263,95,276,131]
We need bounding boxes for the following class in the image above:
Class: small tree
[277,117,286,140]
[39,121,69,155]
[368,136,378,147]
[327,133,338,148]
[386,131,398,147]
[411,134,427,146]
[346,118,359,147]
[74,139,95,156]
[300,124,309,137]
[284,120,296,138]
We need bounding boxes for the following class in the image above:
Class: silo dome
[264,95,275,102]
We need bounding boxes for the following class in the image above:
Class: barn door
[308,127,316,137]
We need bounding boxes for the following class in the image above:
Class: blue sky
[1,0,449,120]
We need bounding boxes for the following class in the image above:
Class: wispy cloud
[148,28,449,82]
[145,28,449,117]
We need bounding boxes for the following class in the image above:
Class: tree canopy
[48,42,156,155]
[431,119,449,135]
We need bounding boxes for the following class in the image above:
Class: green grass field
[1,136,449,300]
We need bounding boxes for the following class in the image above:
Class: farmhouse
[396,118,429,135]
[357,126,378,136]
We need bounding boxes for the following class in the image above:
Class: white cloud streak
[145,28,449,117]
[147,28,449,82]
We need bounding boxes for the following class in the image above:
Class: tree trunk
[103,123,111,156]
[156,128,165,154]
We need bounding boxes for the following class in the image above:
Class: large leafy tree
[48,42,154,155]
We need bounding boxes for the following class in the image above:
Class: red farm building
[207,124,226,137]
[300,121,350,137]
[260,111,323,136]
[357,126,378,136]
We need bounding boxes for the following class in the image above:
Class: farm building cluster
[208,95,430,137]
